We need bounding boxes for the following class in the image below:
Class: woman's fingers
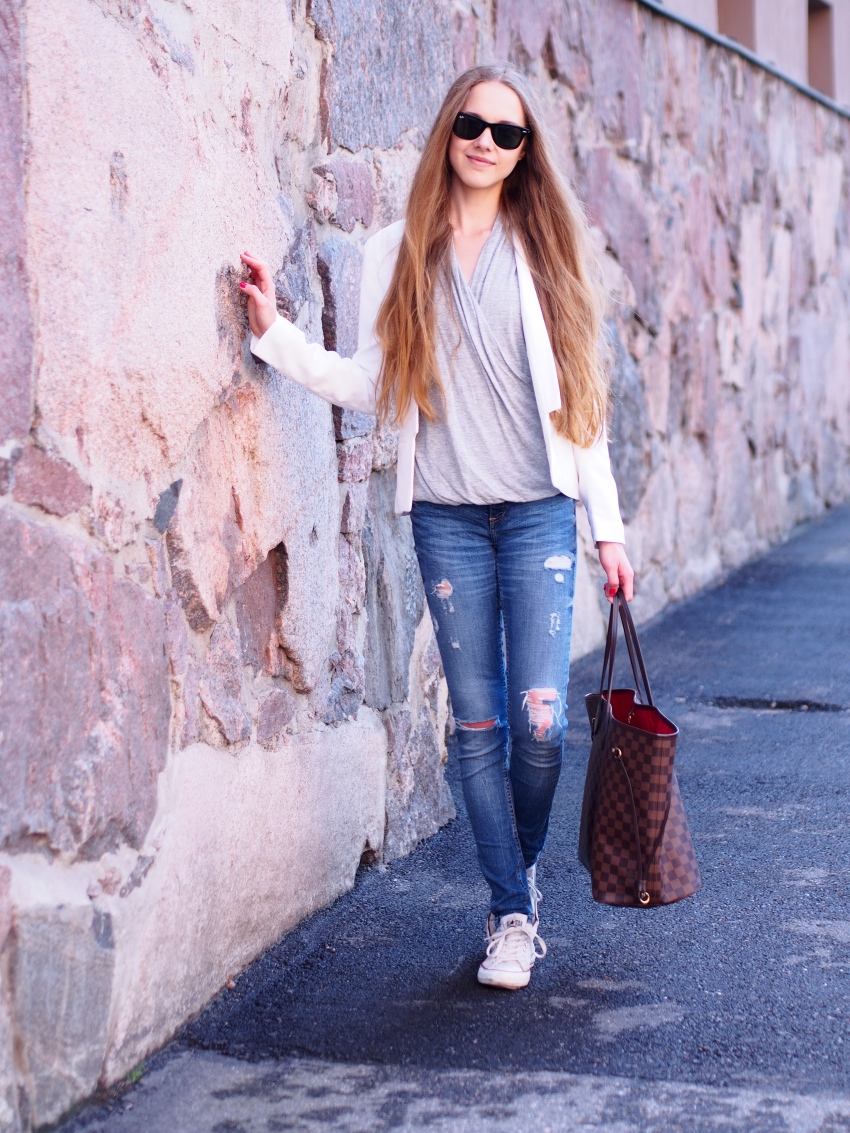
[238,279,277,339]
[604,563,620,602]
[607,559,634,603]
[240,256,267,282]
[240,252,276,303]
[240,250,267,271]
[619,564,634,603]
[616,555,635,602]
[239,281,266,303]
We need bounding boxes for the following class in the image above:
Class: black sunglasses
[452,112,530,151]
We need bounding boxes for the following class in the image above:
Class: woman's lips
[468,155,494,167]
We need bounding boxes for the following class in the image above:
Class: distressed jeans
[410,495,577,919]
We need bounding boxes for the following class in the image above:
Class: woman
[239,64,633,991]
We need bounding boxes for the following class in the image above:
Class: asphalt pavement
[61,505,850,1133]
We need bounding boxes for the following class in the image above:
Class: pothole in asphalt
[705,697,846,712]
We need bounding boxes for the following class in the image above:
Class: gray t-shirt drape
[412,215,558,507]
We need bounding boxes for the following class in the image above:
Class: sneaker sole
[477,964,531,990]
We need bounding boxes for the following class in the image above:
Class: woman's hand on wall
[239,252,278,339]
[597,541,635,602]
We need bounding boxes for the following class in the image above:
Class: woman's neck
[448,178,502,239]
[449,180,503,283]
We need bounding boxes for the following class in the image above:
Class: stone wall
[552,0,850,641]
[1,0,849,1127]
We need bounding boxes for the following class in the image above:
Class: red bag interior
[604,689,677,736]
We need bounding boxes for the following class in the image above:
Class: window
[808,0,836,97]
[718,0,756,49]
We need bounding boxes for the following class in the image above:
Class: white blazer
[250,220,625,544]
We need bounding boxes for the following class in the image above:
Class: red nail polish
[238,281,246,289]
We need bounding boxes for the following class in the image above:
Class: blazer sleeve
[573,427,626,544]
[249,223,402,415]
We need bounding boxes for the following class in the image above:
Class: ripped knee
[521,687,564,742]
[456,717,498,731]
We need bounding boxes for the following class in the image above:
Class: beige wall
[662,0,719,33]
[754,0,809,83]
[831,0,850,106]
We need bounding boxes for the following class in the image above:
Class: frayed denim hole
[455,717,499,731]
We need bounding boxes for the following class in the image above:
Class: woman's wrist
[253,310,279,340]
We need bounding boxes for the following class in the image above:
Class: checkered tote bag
[578,591,700,907]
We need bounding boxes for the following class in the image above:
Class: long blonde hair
[374,64,608,447]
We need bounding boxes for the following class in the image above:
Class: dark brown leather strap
[598,591,654,709]
[613,747,650,906]
[618,593,654,706]
[595,598,620,734]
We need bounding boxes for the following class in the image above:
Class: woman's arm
[571,428,634,602]
[247,309,381,415]
[238,226,401,416]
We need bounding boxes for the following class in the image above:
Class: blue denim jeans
[410,495,577,919]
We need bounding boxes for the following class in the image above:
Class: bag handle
[618,594,654,706]
[595,595,621,731]
[597,590,654,708]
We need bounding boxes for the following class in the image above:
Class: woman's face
[447,81,527,191]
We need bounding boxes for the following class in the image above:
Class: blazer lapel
[514,243,563,415]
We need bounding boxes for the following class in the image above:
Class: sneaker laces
[485,915,547,963]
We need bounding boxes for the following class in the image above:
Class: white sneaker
[477,913,546,990]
